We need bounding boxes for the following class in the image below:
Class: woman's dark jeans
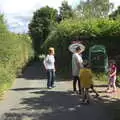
[47,69,55,88]
[73,76,81,93]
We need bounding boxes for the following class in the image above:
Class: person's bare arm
[110,69,116,77]
[76,55,83,68]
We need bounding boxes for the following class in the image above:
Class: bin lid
[90,45,106,53]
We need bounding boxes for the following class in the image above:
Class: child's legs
[81,88,85,99]
[107,78,112,90]
[112,78,117,91]
[84,88,89,100]
[81,88,87,101]
[90,84,99,96]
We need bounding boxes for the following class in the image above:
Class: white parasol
[68,43,85,53]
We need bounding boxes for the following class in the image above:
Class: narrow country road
[0,61,112,120]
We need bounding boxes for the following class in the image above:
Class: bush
[0,15,34,96]
[93,72,108,82]
[42,18,120,74]
[116,74,120,83]
[0,66,15,94]
[0,32,34,96]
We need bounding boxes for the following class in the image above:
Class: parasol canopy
[68,43,85,53]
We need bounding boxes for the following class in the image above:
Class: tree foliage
[59,0,74,20]
[76,0,114,18]
[0,14,8,33]
[109,6,120,20]
[0,14,33,94]
[29,6,58,56]
[42,19,120,73]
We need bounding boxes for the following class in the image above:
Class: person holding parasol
[68,42,85,94]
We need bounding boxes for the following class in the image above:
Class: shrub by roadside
[0,15,34,97]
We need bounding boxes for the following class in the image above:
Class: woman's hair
[109,59,116,65]
[76,46,81,51]
[48,47,54,54]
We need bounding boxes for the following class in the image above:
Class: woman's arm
[43,55,49,70]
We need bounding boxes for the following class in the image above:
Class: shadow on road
[18,61,72,81]
[11,87,47,91]
[2,60,120,120]
[19,61,46,80]
[1,90,116,120]
[94,84,107,87]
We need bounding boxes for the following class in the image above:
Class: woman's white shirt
[43,55,55,70]
[72,53,83,76]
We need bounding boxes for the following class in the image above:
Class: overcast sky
[0,0,120,33]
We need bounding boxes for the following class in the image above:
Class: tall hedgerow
[0,15,33,95]
[42,18,120,74]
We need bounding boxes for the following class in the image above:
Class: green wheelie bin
[89,45,108,72]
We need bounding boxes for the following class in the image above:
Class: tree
[76,0,92,19]
[28,6,58,57]
[59,0,74,20]
[109,6,120,20]
[0,14,8,33]
[76,0,114,19]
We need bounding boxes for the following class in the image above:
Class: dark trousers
[47,69,55,88]
[73,76,81,93]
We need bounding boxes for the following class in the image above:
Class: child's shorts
[109,77,116,84]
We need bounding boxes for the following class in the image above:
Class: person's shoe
[84,99,90,104]
[112,89,117,93]
[81,99,89,104]
[74,91,78,94]
[48,86,52,89]
[87,100,90,104]
[72,91,77,95]
[78,91,82,95]
[81,99,85,104]
[106,89,111,93]
[52,85,56,88]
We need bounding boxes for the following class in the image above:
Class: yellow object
[80,68,93,88]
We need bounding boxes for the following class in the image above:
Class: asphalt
[0,62,112,120]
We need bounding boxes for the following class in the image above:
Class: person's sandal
[112,89,117,93]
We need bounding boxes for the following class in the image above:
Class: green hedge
[0,15,34,95]
[42,18,120,74]
[0,32,34,95]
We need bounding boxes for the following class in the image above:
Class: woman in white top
[72,46,83,94]
[43,47,55,89]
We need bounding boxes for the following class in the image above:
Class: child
[107,60,117,93]
[80,61,99,104]
[43,47,56,89]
